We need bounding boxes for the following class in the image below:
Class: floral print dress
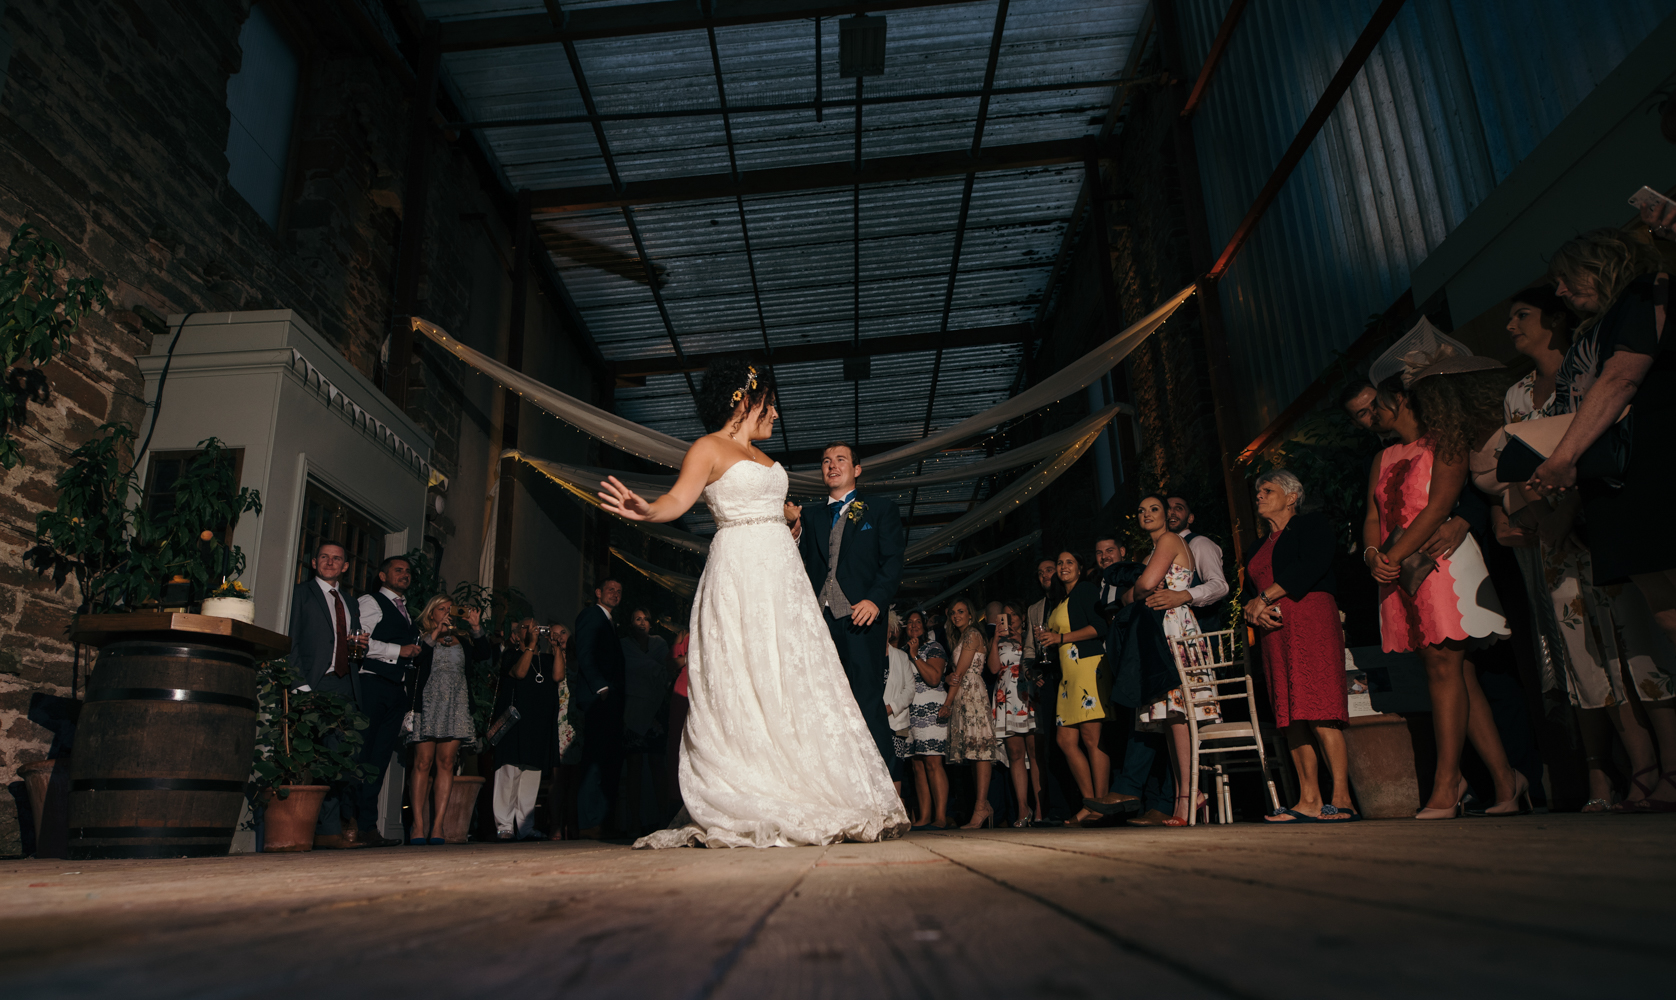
[1137,562,1222,730]
[1503,376,1676,708]
[907,637,950,757]
[945,629,999,763]
[990,638,1034,737]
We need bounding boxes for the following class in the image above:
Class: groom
[788,442,906,769]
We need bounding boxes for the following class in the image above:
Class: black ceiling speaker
[839,15,886,77]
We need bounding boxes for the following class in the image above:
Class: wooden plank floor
[2,815,1670,999]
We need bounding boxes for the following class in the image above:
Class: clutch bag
[486,704,521,746]
[1383,526,1436,596]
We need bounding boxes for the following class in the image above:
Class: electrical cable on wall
[135,311,194,467]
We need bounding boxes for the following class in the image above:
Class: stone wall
[0,0,574,855]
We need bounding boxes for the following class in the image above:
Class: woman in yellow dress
[1035,550,1109,826]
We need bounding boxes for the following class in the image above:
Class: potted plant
[249,658,375,852]
[26,427,261,612]
[201,579,256,623]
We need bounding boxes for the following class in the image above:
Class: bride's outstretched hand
[599,476,653,521]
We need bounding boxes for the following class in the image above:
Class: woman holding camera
[989,600,1041,826]
[493,619,568,840]
[406,595,491,845]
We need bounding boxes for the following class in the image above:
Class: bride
[599,359,909,848]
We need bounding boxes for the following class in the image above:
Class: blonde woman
[1530,227,1676,811]
[940,597,1000,828]
[406,595,490,844]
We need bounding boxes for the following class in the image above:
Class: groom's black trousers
[824,608,895,770]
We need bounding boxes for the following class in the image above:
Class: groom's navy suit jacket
[796,491,907,613]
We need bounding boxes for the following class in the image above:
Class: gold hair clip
[731,366,759,404]
[731,388,744,402]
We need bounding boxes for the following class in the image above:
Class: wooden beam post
[384,20,441,410]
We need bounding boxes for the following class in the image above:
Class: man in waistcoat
[354,555,423,848]
[787,441,906,770]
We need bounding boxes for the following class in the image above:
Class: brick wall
[0,0,540,854]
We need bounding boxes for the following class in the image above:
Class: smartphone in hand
[1629,185,1676,213]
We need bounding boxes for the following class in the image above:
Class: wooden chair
[1167,629,1283,825]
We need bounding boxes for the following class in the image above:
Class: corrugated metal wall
[1177,0,1676,438]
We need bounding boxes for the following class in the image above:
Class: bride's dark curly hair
[698,355,777,430]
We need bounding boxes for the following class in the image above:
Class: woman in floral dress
[988,600,1041,825]
[903,610,950,829]
[1131,495,1217,826]
[942,597,1000,828]
[1502,286,1676,812]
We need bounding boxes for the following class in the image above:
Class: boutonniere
[846,499,867,524]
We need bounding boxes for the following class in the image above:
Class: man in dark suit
[286,541,364,848]
[788,442,906,769]
[572,577,628,837]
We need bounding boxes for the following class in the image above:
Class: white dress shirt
[1179,529,1229,607]
[356,586,412,671]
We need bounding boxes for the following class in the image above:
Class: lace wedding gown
[633,460,910,849]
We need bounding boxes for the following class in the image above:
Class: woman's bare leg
[926,756,950,826]
[1056,725,1096,823]
[1077,720,1109,798]
[1005,736,1030,820]
[1168,721,1194,822]
[1462,660,1517,803]
[1287,724,1323,814]
[911,758,932,825]
[1313,723,1354,812]
[963,761,995,827]
[1419,644,1469,810]
[410,742,435,840]
[432,740,459,839]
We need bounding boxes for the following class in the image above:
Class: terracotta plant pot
[1342,713,1422,818]
[442,775,486,844]
[20,758,72,859]
[260,785,329,852]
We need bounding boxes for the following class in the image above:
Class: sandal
[1580,797,1612,814]
[1264,808,1320,824]
[1612,767,1659,813]
[1318,804,1360,822]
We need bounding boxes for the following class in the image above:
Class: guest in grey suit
[286,541,365,848]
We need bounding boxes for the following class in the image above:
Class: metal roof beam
[611,323,1030,378]
[441,0,997,51]
[529,138,1097,213]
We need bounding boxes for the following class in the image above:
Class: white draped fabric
[899,531,1042,589]
[413,284,1190,488]
[905,420,1104,562]
[611,546,699,598]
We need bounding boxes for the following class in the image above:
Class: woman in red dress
[1244,470,1355,823]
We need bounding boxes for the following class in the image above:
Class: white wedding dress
[634,460,910,849]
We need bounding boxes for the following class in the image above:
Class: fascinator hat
[1399,344,1504,387]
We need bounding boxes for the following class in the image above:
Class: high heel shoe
[1416,777,1469,820]
[1484,771,1533,816]
[961,807,994,830]
[1162,791,1208,827]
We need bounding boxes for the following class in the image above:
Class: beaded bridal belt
[713,514,787,529]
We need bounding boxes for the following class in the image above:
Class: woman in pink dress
[1363,359,1522,819]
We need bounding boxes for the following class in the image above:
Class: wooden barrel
[68,639,259,859]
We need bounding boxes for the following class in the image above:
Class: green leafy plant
[250,657,375,800]
[0,224,109,469]
[26,425,262,612]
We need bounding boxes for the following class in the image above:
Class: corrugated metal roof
[423,0,1146,552]
[1178,0,1676,438]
